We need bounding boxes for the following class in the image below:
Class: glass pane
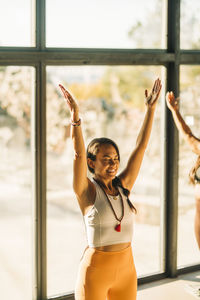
[0,66,34,300]
[0,0,33,47]
[46,0,166,49]
[47,65,164,296]
[180,0,200,49]
[178,66,200,267]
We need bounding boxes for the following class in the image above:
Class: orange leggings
[75,245,137,300]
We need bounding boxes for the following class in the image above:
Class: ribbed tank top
[84,179,134,247]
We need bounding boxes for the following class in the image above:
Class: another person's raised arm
[166,91,200,155]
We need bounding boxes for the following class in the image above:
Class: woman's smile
[90,144,120,180]
[106,168,117,175]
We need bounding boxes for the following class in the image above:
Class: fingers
[174,97,180,106]
[156,78,162,93]
[166,91,180,111]
[152,80,157,93]
[58,84,79,114]
[59,84,66,94]
[152,78,162,101]
[59,84,73,101]
[170,91,174,99]
[152,78,158,93]
[166,91,172,99]
[166,91,175,101]
[145,78,162,106]
[166,92,170,103]
[152,78,161,93]
[59,84,64,89]
[146,78,161,97]
[156,79,162,95]
[59,84,67,96]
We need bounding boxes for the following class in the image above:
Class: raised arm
[166,91,200,154]
[59,84,94,213]
[119,78,162,191]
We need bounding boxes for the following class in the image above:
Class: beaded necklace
[93,178,124,232]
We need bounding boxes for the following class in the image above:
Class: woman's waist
[90,242,131,252]
[92,242,131,252]
[82,243,133,272]
[81,243,133,270]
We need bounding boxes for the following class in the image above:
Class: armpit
[74,152,82,159]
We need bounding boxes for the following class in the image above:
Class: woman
[166,91,200,249]
[59,78,162,300]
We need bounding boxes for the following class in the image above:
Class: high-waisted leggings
[75,245,137,300]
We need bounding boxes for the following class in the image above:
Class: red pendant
[115,223,121,232]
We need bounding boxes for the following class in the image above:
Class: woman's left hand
[145,78,162,108]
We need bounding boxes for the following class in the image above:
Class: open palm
[166,91,179,111]
[59,84,79,113]
[145,78,162,107]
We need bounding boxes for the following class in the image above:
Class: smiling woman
[58,78,161,300]
[46,65,163,296]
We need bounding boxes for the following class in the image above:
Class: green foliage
[100,66,160,110]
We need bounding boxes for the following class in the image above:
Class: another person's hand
[145,78,162,108]
[166,91,179,112]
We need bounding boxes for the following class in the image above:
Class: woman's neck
[93,176,114,192]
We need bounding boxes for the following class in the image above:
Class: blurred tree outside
[180,0,200,49]
[0,66,32,149]
[0,65,160,154]
[128,0,163,48]
[128,0,200,50]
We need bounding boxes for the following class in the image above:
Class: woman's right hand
[59,84,79,120]
[166,91,179,112]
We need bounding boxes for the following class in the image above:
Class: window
[46,0,165,49]
[46,65,164,295]
[0,1,200,300]
[0,0,34,47]
[0,66,34,300]
[180,0,200,49]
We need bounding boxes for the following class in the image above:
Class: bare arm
[59,85,94,213]
[166,91,200,154]
[119,78,162,191]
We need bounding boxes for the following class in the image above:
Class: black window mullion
[164,0,180,278]
[33,62,47,300]
[33,0,47,299]
[36,0,46,50]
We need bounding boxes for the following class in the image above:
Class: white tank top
[84,179,134,247]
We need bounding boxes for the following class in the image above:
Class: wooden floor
[137,271,200,300]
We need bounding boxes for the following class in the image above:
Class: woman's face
[92,144,120,180]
